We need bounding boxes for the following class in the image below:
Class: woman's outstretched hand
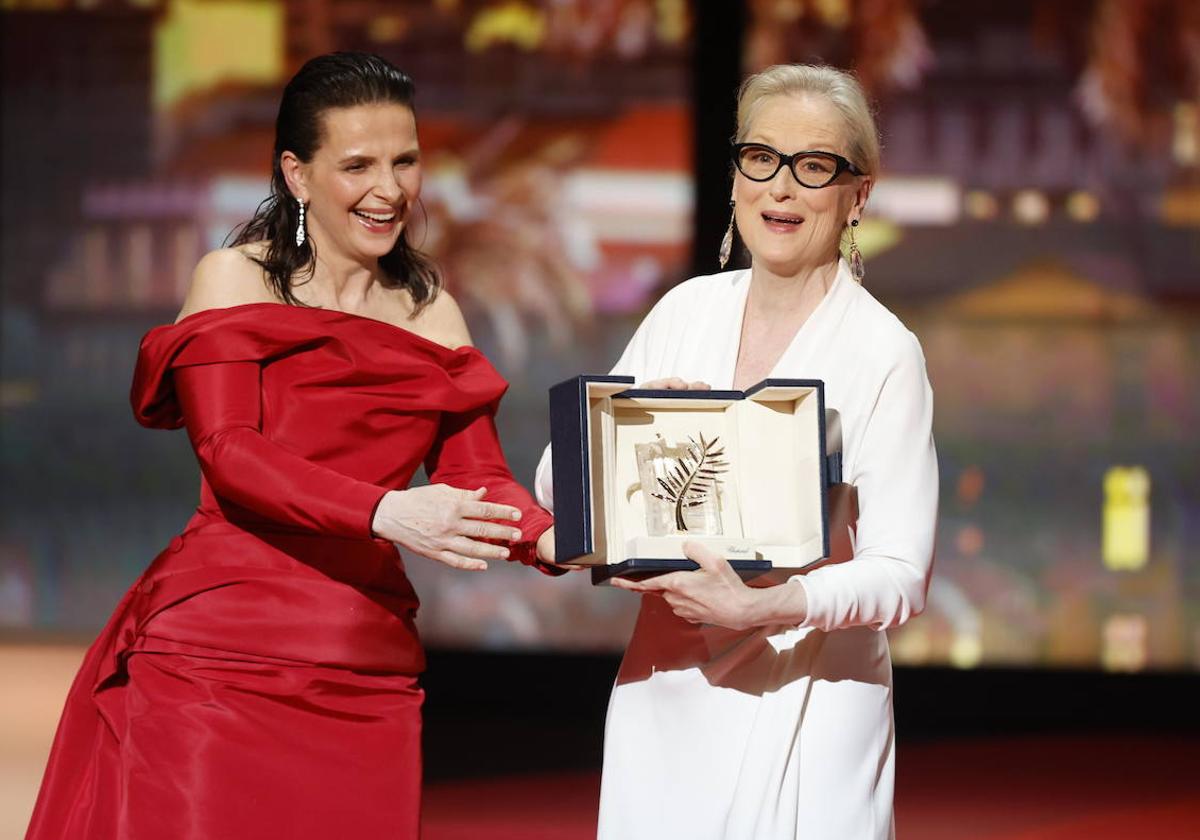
[371,485,524,571]
[611,541,808,629]
[638,378,711,391]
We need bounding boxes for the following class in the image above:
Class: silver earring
[848,218,864,282]
[295,199,307,247]
[718,202,735,269]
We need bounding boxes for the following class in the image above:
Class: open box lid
[549,375,838,572]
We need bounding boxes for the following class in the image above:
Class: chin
[748,246,806,272]
[354,235,402,260]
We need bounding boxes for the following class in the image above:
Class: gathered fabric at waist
[167,513,413,593]
[98,518,425,694]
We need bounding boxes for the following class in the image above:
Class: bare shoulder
[406,288,472,349]
[176,246,276,322]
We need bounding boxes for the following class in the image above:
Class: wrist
[751,579,808,627]
[371,489,401,537]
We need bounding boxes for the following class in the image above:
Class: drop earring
[848,218,864,282]
[718,202,735,269]
[295,199,307,247]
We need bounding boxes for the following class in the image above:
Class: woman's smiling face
[732,94,871,277]
[286,102,422,263]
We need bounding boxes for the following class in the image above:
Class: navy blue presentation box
[548,375,839,584]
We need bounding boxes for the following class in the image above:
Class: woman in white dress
[536,64,938,840]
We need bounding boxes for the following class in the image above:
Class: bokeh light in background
[1,0,1197,672]
[1,0,693,653]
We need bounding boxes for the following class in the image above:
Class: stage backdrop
[1,0,1197,671]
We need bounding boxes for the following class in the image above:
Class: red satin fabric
[27,303,554,840]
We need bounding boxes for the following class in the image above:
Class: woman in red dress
[27,52,557,839]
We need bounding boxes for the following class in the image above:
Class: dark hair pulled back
[229,51,440,309]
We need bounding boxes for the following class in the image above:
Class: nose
[373,167,404,205]
[767,163,797,201]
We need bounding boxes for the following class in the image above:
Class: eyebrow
[745,137,841,154]
[336,148,420,165]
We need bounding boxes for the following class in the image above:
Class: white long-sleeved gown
[535,261,938,840]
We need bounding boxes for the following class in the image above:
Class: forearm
[793,552,928,632]
[196,425,388,539]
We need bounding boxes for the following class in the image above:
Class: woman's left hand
[612,541,777,630]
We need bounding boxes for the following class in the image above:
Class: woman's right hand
[371,485,524,571]
[638,377,711,390]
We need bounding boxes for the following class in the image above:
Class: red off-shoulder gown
[26,303,555,840]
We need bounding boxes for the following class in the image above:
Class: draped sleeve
[131,307,391,539]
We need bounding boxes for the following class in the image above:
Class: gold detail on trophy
[648,433,729,532]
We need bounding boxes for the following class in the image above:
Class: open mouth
[762,212,803,226]
[353,209,398,225]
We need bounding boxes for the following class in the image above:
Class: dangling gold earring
[848,218,864,282]
[718,201,735,269]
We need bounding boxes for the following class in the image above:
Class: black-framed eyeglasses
[731,142,865,189]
